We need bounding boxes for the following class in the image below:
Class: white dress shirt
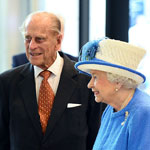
[34,52,64,101]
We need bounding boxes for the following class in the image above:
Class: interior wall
[0,0,30,73]
[0,0,43,73]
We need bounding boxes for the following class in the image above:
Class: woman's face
[88,70,117,103]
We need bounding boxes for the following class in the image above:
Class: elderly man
[0,11,105,150]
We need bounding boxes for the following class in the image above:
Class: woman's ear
[115,82,123,91]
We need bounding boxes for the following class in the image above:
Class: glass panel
[0,0,29,73]
[89,0,106,40]
[43,0,79,57]
[129,0,150,94]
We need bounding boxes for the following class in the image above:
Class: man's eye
[25,36,31,42]
[35,37,45,43]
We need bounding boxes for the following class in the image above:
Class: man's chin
[29,60,43,67]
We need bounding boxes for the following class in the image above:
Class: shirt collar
[34,52,62,78]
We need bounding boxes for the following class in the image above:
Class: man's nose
[29,39,37,50]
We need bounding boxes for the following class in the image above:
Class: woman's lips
[92,90,99,96]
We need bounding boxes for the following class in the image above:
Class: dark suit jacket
[12,52,78,67]
[0,52,105,150]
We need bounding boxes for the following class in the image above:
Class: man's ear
[55,34,63,51]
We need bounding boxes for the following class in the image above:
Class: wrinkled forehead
[25,15,52,29]
[24,19,55,37]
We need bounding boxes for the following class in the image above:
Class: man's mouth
[30,52,42,56]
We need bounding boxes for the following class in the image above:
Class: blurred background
[0,0,106,72]
[0,0,150,94]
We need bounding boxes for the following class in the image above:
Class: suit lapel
[44,53,78,141]
[18,64,43,138]
[17,55,78,141]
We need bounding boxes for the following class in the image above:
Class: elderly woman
[75,38,150,150]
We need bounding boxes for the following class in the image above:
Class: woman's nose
[87,78,94,89]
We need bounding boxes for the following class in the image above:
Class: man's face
[24,16,62,70]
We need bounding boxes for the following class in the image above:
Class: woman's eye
[93,75,97,80]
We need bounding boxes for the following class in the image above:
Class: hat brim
[75,59,146,84]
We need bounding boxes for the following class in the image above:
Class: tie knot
[40,70,51,80]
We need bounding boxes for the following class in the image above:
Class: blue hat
[75,38,146,84]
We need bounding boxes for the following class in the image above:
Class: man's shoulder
[0,63,31,79]
[62,53,91,83]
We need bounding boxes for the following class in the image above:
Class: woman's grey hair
[19,11,61,36]
[106,72,138,89]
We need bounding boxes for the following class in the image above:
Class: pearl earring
[115,88,118,92]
